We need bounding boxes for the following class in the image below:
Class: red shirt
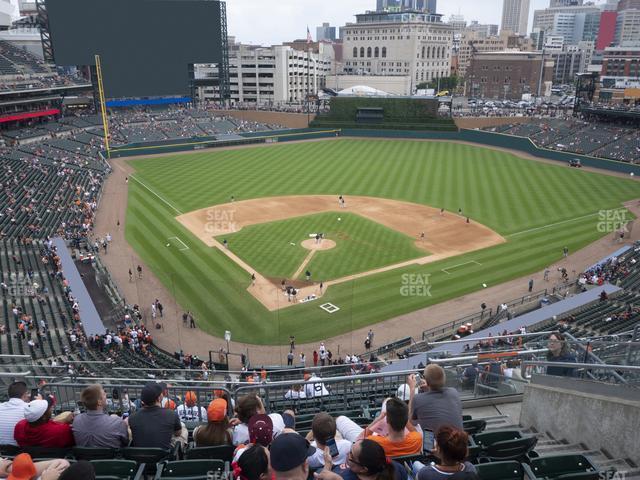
[13,419,75,448]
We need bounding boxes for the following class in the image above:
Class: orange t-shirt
[366,431,422,457]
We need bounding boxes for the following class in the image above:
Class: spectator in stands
[546,332,577,377]
[127,382,186,450]
[0,453,70,480]
[0,381,31,446]
[316,438,408,480]
[192,398,232,447]
[304,372,331,398]
[395,383,418,403]
[13,398,75,448]
[269,432,315,480]
[461,362,479,389]
[232,394,284,446]
[232,443,270,480]
[306,412,351,468]
[72,384,129,448]
[337,397,422,457]
[409,365,462,436]
[412,426,477,480]
[176,391,207,422]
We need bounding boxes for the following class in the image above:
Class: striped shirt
[0,398,27,446]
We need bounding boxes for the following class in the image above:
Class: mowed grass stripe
[125,139,640,344]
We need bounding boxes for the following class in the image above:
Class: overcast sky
[227,0,607,45]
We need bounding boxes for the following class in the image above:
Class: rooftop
[352,10,444,25]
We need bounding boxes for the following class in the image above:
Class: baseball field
[124,138,640,344]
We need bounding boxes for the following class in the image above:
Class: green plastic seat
[73,446,119,461]
[524,454,600,480]
[91,459,144,480]
[155,459,225,479]
[185,444,235,461]
[463,419,487,435]
[473,430,523,447]
[121,447,174,475]
[475,460,524,480]
[481,435,538,462]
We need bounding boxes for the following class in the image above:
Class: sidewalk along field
[125,138,640,344]
[217,211,427,281]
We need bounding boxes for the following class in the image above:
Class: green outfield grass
[218,211,426,281]
[125,138,640,345]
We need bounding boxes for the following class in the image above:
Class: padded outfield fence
[105,128,340,158]
[104,127,640,175]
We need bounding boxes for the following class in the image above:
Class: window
[367,47,372,58]
[353,47,358,58]
[360,47,365,57]
[422,46,425,58]
[375,47,379,57]
[382,47,387,58]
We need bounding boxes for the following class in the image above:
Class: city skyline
[226,0,610,45]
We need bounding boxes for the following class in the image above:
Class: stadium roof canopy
[337,85,391,97]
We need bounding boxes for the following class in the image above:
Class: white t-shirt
[284,389,306,399]
[232,413,284,446]
[304,376,330,398]
[308,438,352,468]
[0,398,26,446]
[176,404,208,422]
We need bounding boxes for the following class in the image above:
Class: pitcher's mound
[301,239,336,251]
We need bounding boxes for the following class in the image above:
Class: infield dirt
[176,195,505,310]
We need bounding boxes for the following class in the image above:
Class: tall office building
[615,0,640,46]
[343,10,453,84]
[532,3,601,45]
[316,23,337,42]
[501,0,530,35]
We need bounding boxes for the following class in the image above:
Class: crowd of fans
[482,117,640,163]
[0,362,480,479]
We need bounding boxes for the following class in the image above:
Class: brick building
[467,51,554,100]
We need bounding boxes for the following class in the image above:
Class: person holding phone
[306,413,351,468]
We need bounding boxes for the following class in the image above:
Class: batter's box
[320,303,340,313]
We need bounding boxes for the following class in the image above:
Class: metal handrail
[427,331,556,346]
[523,361,640,372]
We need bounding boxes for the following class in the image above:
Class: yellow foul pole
[94,54,111,159]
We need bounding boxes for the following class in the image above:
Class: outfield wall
[106,127,640,175]
[341,128,640,175]
[106,129,339,158]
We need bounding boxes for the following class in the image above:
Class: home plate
[320,303,340,313]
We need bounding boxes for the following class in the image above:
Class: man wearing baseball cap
[128,382,185,450]
[269,433,315,480]
[13,398,74,448]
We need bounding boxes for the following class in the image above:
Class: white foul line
[168,236,189,251]
[506,209,628,238]
[441,260,482,275]
[129,174,183,216]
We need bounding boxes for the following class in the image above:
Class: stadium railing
[523,361,640,387]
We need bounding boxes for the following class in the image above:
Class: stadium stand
[482,118,640,163]
[0,98,638,478]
